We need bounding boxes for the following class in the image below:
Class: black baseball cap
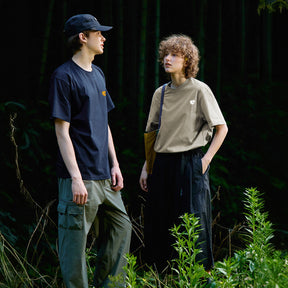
[64,14,112,37]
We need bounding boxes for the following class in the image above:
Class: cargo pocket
[57,202,84,230]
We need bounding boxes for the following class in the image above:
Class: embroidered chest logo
[102,91,106,96]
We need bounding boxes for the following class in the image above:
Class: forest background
[0,0,288,272]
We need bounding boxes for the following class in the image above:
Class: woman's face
[163,52,185,75]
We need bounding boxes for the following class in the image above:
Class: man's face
[86,31,106,55]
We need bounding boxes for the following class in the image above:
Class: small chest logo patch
[190,100,195,105]
[102,91,106,96]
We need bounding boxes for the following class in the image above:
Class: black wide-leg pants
[144,148,214,271]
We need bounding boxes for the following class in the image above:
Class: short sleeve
[198,85,226,128]
[48,76,71,122]
[105,90,115,112]
[145,87,162,132]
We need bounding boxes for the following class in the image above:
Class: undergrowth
[1,188,288,287]
[122,188,288,288]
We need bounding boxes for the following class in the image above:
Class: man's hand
[72,178,88,205]
[111,166,124,191]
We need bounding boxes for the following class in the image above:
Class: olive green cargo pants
[57,178,132,288]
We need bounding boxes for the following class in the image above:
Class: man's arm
[55,119,88,204]
[108,125,124,191]
[201,124,228,174]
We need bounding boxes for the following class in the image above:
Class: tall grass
[0,232,55,288]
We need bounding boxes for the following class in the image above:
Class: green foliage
[258,0,288,13]
[212,188,288,287]
[170,214,209,287]
[1,188,288,287]
[122,188,288,287]
[243,188,274,250]
[218,80,288,228]
[124,254,139,287]
[123,253,160,287]
[122,214,211,288]
[86,248,97,286]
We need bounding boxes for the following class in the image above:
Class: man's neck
[72,50,94,72]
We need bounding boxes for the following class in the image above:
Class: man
[49,14,132,288]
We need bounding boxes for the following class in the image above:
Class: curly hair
[158,34,200,78]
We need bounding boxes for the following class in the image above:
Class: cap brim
[64,25,113,37]
[97,25,113,32]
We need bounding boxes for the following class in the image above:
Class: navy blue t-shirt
[49,60,115,180]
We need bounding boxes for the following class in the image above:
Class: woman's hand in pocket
[201,157,211,174]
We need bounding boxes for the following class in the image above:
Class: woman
[139,34,228,271]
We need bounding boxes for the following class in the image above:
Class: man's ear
[78,32,88,44]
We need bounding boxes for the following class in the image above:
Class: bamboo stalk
[216,0,222,101]
[198,0,206,81]
[138,0,148,143]
[154,0,161,89]
[39,0,55,86]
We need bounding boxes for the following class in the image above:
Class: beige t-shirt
[145,78,226,153]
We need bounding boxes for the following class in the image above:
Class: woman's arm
[201,124,228,174]
[139,161,148,192]
[55,118,88,204]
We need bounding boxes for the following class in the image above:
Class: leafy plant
[124,253,139,287]
[122,214,211,288]
[213,188,288,287]
[170,214,209,287]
